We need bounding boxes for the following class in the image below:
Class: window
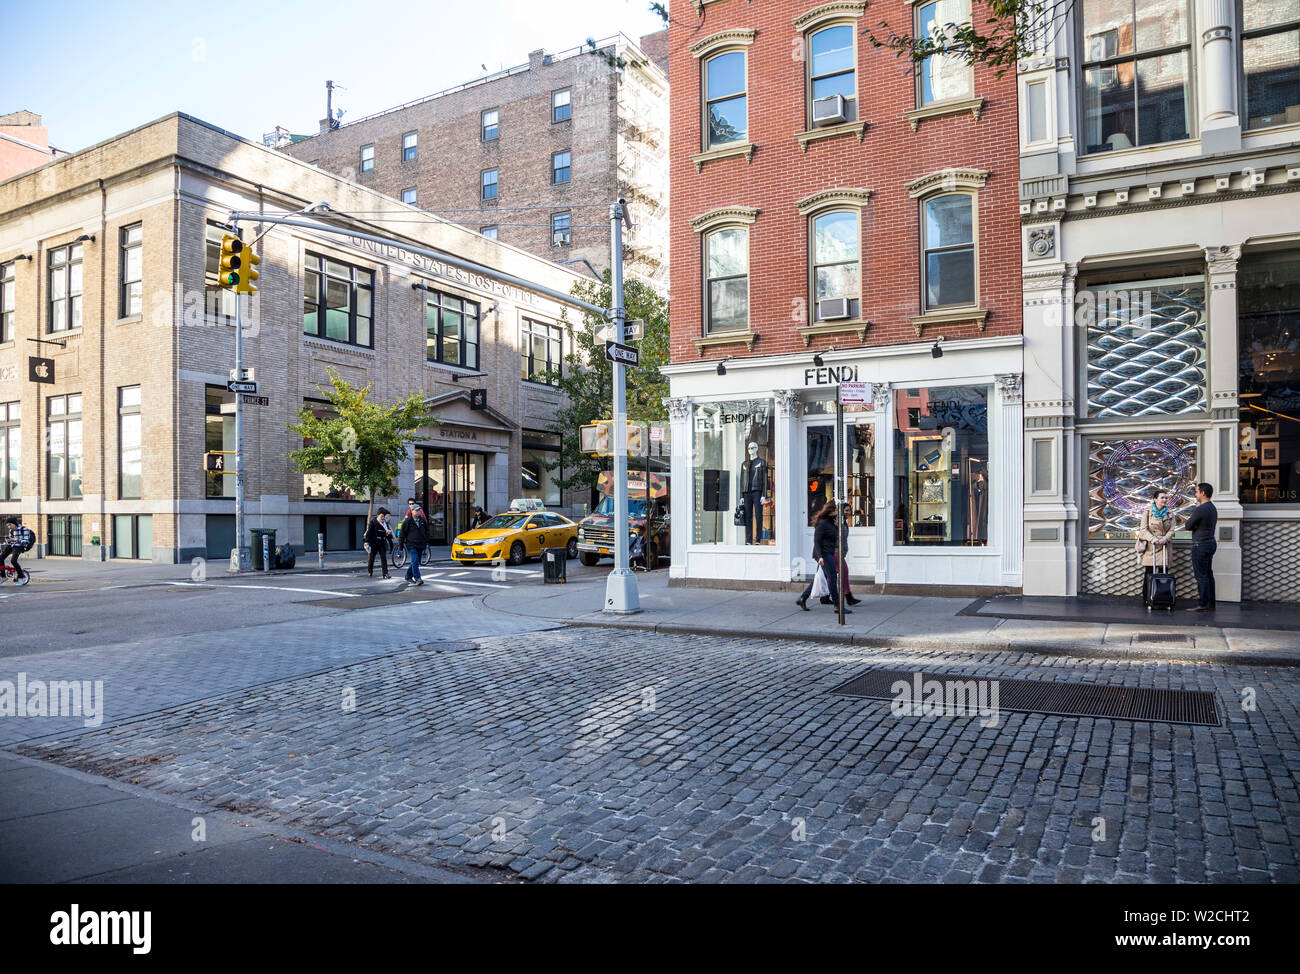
[812,210,860,319]
[1088,436,1198,538]
[805,411,874,529]
[1082,275,1207,417]
[1025,79,1049,143]
[47,514,82,557]
[1242,0,1300,130]
[692,399,775,545]
[360,144,375,172]
[922,194,976,310]
[113,514,153,560]
[704,51,747,148]
[205,386,235,498]
[705,227,748,332]
[1081,0,1192,152]
[120,223,142,317]
[301,399,366,501]
[1,261,14,343]
[552,150,571,184]
[302,253,374,348]
[402,187,418,205]
[552,212,571,246]
[521,319,562,385]
[1238,250,1300,503]
[482,109,499,141]
[426,289,481,370]
[0,402,18,500]
[204,222,237,320]
[46,393,82,500]
[893,385,990,546]
[481,226,498,241]
[552,89,571,123]
[402,131,418,162]
[47,243,83,333]
[808,25,856,121]
[482,168,498,200]
[916,0,973,105]
[118,386,142,499]
[523,431,562,505]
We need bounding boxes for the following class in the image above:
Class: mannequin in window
[740,441,769,544]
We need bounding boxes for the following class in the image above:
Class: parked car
[451,511,579,566]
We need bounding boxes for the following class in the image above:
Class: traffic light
[217,234,243,290]
[236,244,260,294]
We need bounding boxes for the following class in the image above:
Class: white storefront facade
[663,337,1024,592]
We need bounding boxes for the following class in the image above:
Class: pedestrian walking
[837,508,862,606]
[1185,482,1218,611]
[399,498,430,586]
[796,501,851,613]
[1136,488,1177,607]
[364,507,394,579]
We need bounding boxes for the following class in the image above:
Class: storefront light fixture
[813,353,824,367]
[74,233,95,244]
[931,335,946,359]
[716,355,733,376]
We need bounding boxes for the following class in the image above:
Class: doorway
[801,405,875,577]
[416,448,486,544]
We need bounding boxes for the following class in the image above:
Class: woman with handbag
[1137,488,1177,606]
[796,501,851,613]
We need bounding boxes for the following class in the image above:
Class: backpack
[14,525,34,553]
[274,544,296,570]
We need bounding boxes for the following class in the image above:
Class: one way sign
[604,340,639,368]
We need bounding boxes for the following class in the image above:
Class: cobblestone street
[20,628,1300,884]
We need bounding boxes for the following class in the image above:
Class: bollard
[263,532,271,573]
[317,532,324,569]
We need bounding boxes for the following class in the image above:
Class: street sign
[227,380,258,394]
[239,394,269,406]
[649,425,663,442]
[28,357,54,384]
[229,368,255,382]
[597,319,642,342]
[604,340,639,367]
[204,452,229,472]
[839,380,870,405]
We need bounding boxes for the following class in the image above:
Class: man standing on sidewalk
[399,499,429,587]
[1185,482,1218,612]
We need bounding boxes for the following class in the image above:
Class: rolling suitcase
[1146,543,1176,611]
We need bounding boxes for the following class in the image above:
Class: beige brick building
[279,33,669,290]
[0,113,588,563]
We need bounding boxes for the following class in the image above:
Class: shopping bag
[810,565,830,598]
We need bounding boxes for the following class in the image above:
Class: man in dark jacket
[364,507,394,579]
[399,499,431,586]
[1185,482,1218,611]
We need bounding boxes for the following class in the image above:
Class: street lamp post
[604,199,640,614]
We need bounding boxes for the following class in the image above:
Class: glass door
[802,413,875,575]
[417,449,448,545]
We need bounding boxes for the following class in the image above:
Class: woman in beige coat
[1137,488,1177,606]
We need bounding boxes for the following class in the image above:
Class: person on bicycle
[1,517,33,584]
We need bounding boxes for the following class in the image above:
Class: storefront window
[803,404,874,528]
[1087,437,1197,539]
[523,431,562,506]
[893,386,989,546]
[693,399,774,545]
[1083,276,1207,417]
[1239,250,1300,504]
[301,399,364,502]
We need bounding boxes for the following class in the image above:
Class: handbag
[1134,536,1147,555]
[733,501,746,526]
[810,565,830,598]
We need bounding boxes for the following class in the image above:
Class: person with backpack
[363,507,395,579]
[399,498,430,586]
[1,516,34,584]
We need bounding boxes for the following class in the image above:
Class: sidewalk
[481,571,1300,665]
[0,751,473,883]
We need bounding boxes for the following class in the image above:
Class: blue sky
[0,0,666,152]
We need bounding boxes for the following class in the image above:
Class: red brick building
[662,0,1024,593]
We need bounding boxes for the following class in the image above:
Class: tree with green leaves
[544,272,670,503]
[288,368,436,523]
[864,1,1068,75]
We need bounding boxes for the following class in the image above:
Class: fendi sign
[804,365,859,386]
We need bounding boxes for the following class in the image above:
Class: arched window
[808,24,856,123]
[704,51,748,148]
[705,226,749,332]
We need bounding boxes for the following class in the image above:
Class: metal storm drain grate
[1133,633,1192,645]
[830,668,1220,726]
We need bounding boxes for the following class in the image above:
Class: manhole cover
[831,667,1219,726]
[1133,633,1192,645]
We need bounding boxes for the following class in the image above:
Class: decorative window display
[1238,250,1300,504]
[893,385,989,546]
[1083,277,1206,417]
[1087,437,1197,539]
[806,419,875,529]
[693,399,774,545]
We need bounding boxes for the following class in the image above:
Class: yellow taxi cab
[451,511,579,566]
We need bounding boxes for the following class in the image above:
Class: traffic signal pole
[229,218,249,573]
[604,199,639,614]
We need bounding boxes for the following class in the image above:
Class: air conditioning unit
[812,94,848,127]
[817,297,851,320]
[553,231,571,246]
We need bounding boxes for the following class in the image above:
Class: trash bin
[249,528,277,571]
[543,547,567,584]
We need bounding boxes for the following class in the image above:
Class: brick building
[662,0,1023,592]
[1019,0,1300,603]
[0,113,587,563]
[280,34,670,291]
[0,111,61,182]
